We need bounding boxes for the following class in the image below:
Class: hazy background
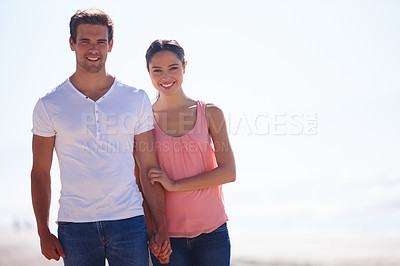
[1,0,399,264]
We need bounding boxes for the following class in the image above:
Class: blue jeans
[151,223,231,266]
[58,216,148,266]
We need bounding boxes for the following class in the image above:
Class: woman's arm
[148,104,236,192]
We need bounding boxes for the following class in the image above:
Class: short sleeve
[32,98,56,137]
[134,90,154,135]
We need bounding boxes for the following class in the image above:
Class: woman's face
[148,50,186,96]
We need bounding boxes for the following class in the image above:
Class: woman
[146,40,236,266]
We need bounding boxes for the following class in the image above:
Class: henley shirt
[32,78,153,222]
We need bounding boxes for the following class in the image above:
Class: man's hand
[149,232,172,264]
[39,231,65,261]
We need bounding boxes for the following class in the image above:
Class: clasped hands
[148,231,172,264]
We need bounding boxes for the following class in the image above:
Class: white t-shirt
[32,78,154,222]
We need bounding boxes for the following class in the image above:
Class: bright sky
[1,0,399,241]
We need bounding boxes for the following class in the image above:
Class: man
[31,8,171,265]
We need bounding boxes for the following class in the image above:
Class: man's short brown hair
[70,8,114,43]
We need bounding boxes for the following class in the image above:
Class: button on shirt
[32,78,154,222]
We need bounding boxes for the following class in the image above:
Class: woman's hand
[148,168,176,191]
[148,233,172,264]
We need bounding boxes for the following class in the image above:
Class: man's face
[69,24,113,73]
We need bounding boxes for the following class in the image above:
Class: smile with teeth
[87,56,100,61]
[160,82,175,89]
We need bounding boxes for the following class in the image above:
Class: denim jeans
[58,215,148,266]
[151,222,231,266]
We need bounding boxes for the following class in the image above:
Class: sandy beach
[0,229,60,266]
[1,228,400,266]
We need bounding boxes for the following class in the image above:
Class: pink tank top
[153,101,228,238]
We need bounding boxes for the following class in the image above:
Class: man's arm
[134,155,156,238]
[31,135,65,261]
[134,130,171,263]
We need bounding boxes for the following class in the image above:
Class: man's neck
[69,70,115,101]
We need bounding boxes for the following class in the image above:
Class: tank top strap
[194,101,208,133]
[197,100,206,115]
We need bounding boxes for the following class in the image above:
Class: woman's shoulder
[205,102,224,116]
[204,102,226,126]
